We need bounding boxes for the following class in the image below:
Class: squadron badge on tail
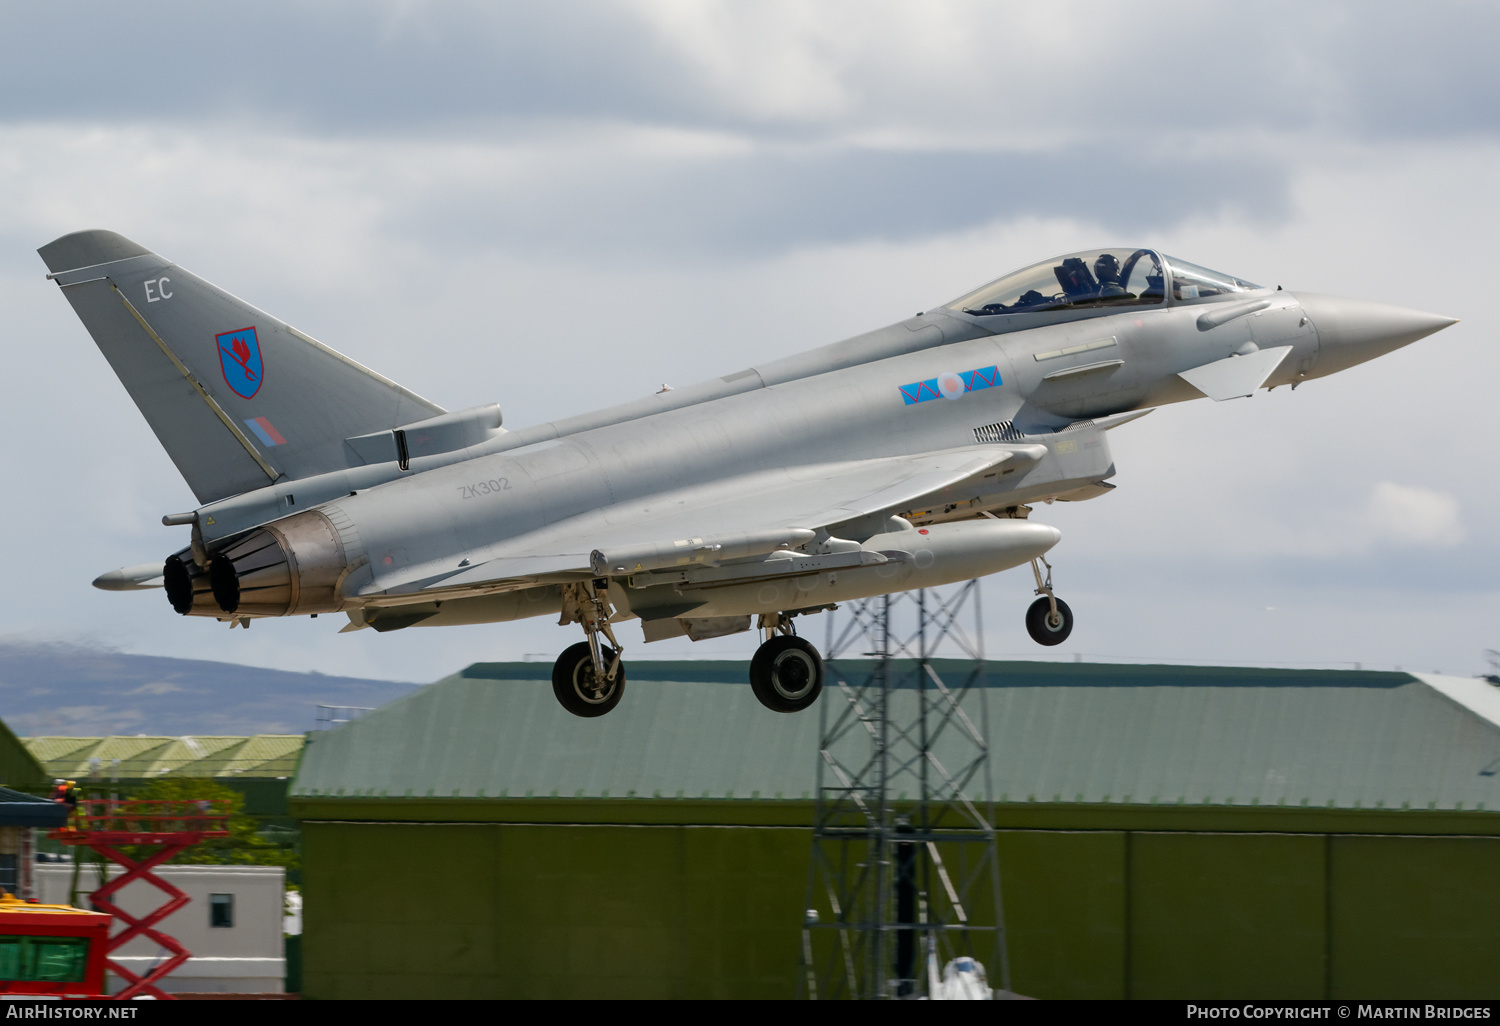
[216,326,263,399]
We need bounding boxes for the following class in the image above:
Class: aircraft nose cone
[1293,293,1456,378]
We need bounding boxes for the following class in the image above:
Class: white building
[34,863,285,994]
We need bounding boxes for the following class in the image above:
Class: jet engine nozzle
[166,510,352,618]
[163,555,216,616]
[1293,293,1456,379]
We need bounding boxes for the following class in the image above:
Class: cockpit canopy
[946,249,1262,317]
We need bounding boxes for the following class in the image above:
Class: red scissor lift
[50,798,230,1000]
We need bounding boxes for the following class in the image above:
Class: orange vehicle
[0,893,111,997]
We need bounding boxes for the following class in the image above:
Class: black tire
[749,635,824,713]
[552,641,626,717]
[1025,596,1074,646]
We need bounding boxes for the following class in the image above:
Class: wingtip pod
[38,230,155,275]
[92,563,167,591]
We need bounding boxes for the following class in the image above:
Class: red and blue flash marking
[244,416,287,447]
[899,365,1001,405]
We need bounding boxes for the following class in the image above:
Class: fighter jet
[41,232,1454,717]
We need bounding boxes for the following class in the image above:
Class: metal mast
[800,581,1010,999]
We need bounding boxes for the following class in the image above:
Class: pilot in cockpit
[950,247,1173,318]
[1094,253,1127,298]
[1054,254,1131,304]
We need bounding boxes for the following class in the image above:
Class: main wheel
[552,641,626,717]
[749,635,824,713]
[1025,596,1073,646]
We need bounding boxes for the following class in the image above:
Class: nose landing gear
[749,612,824,713]
[1025,555,1074,646]
[552,580,627,717]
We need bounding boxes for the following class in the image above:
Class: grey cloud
[0,1,1478,266]
[1,2,1498,143]
[0,3,682,132]
[396,142,1292,258]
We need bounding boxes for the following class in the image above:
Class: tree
[120,777,297,869]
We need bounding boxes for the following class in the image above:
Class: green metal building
[23,735,305,818]
[289,661,1500,1000]
[0,724,53,900]
[0,718,46,794]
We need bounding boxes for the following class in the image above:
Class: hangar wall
[302,822,804,999]
[299,819,1500,1000]
[292,662,1500,1000]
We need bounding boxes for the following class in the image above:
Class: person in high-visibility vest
[49,779,80,810]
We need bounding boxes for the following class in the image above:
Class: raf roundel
[898,365,1001,405]
[216,326,264,400]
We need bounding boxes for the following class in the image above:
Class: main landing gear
[552,641,626,717]
[1025,555,1074,646]
[749,612,824,713]
[552,580,626,717]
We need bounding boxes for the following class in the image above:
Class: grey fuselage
[178,275,1444,632]
[43,231,1450,636]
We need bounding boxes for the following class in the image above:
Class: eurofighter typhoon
[41,231,1454,717]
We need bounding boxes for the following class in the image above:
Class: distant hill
[0,642,422,737]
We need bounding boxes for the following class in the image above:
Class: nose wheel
[750,613,824,712]
[1025,556,1074,646]
[1025,595,1074,645]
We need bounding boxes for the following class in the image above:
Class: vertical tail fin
[40,230,445,504]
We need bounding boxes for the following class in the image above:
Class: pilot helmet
[1094,253,1122,282]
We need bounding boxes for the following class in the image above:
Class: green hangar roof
[290,661,1500,829]
[24,734,304,779]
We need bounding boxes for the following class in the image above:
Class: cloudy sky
[2,1,1496,683]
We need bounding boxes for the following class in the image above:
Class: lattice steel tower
[799,581,1010,999]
